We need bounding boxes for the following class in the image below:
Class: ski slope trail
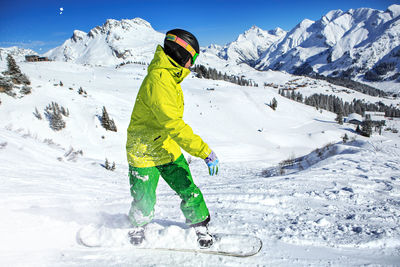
[1,126,400,266]
[1,56,400,266]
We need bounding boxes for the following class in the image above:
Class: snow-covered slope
[1,58,400,266]
[255,5,400,87]
[44,18,164,65]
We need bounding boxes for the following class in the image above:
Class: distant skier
[125,29,219,248]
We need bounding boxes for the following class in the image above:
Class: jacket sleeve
[148,72,211,159]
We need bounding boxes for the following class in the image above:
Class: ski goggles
[166,33,199,65]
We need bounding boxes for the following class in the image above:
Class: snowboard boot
[128,226,145,245]
[194,225,214,249]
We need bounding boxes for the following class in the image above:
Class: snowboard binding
[191,216,214,249]
[195,225,214,248]
[128,226,145,245]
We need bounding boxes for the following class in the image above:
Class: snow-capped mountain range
[41,4,400,89]
[254,4,400,82]
[46,18,164,66]
[211,26,287,67]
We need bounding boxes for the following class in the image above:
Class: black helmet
[164,29,200,67]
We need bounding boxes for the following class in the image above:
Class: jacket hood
[148,45,191,84]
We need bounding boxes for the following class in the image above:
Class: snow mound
[262,140,365,177]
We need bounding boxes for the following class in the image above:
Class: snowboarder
[126,29,219,248]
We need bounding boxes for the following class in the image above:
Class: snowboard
[77,223,262,257]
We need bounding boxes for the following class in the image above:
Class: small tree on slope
[101,106,117,132]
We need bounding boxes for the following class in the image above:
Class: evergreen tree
[342,133,349,143]
[101,106,117,132]
[296,92,303,102]
[361,120,373,137]
[104,158,116,171]
[33,107,42,120]
[335,112,344,125]
[2,54,30,86]
[101,106,110,129]
[111,162,116,171]
[290,90,296,100]
[271,97,278,111]
[0,76,13,94]
[5,54,21,76]
[45,102,66,131]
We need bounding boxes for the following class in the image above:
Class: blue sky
[0,0,398,53]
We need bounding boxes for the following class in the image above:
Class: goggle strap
[166,34,199,62]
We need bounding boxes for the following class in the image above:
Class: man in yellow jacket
[126,29,219,248]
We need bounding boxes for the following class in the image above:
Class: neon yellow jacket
[126,45,212,168]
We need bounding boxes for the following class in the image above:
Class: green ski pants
[128,154,210,227]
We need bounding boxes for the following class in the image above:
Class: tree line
[308,73,389,97]
[192,64,258,87]
[279,89,400,117]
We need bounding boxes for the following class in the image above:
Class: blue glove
[204,151,219,176]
